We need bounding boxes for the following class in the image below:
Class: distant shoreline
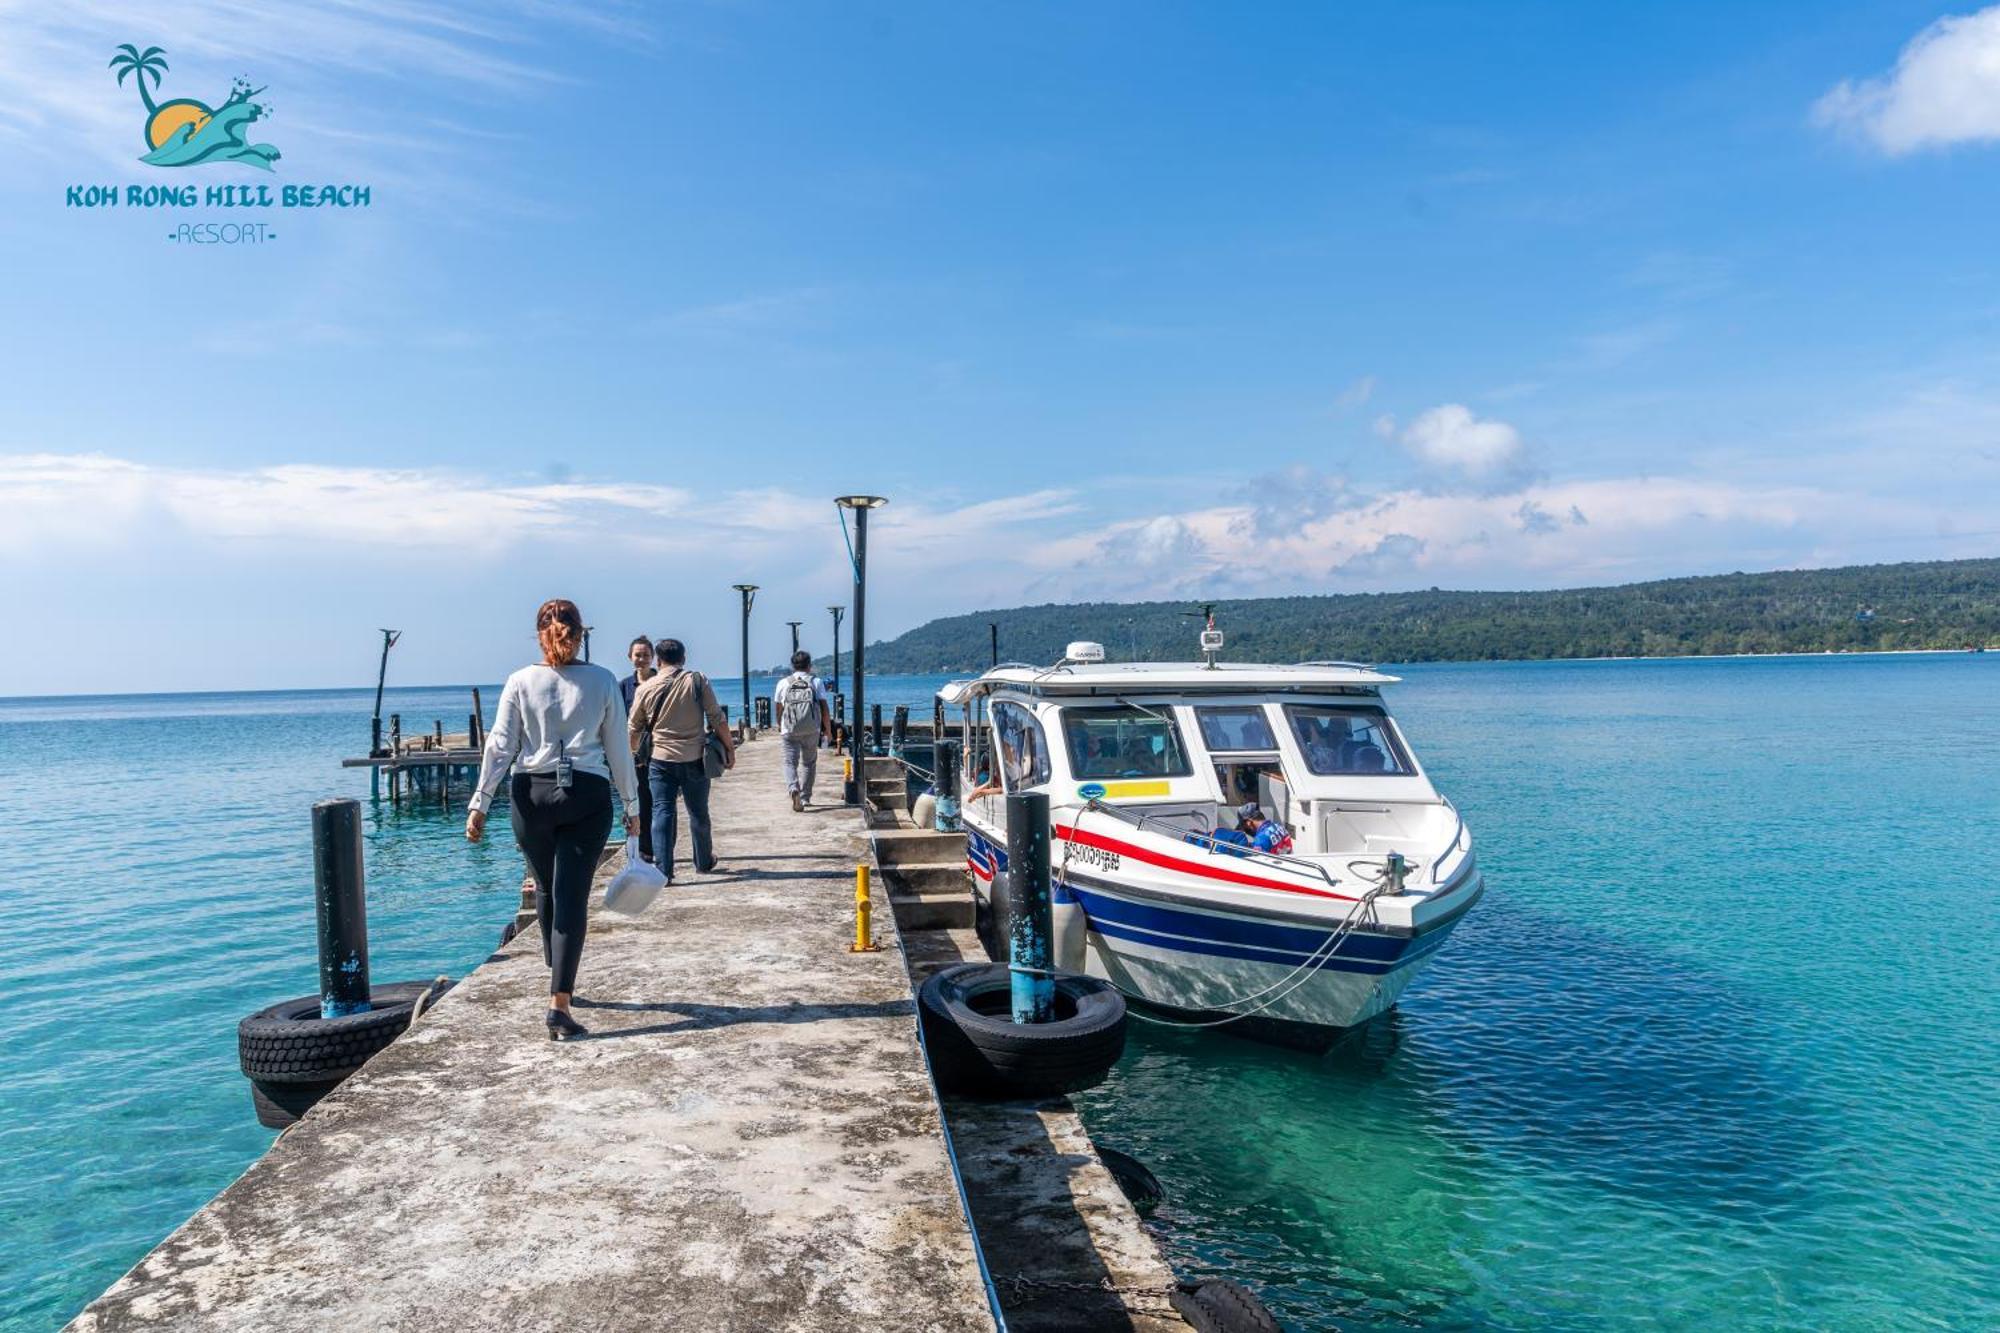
[3,646,1990,704]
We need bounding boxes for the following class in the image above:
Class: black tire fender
[249,1077,341,1130]
[917,962,1126,1097]
[238,979,451,1084]
[1170,1278,1284,1333]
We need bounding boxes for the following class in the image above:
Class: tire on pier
[249,1077,343,1131]
[1096,1145,1164,1214]
[917,961,1125,1097]
[239,978,452,1085]
[1169,1279,1283,1333]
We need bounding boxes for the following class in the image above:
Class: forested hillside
[821,558,2000,672]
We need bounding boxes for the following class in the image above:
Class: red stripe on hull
[1055,823,1353,901]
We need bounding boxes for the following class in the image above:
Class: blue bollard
[1006,791,1054,1024]
[935,739,961,833]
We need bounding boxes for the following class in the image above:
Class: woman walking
[466,599,639,1040]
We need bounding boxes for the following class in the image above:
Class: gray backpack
[777,672,820,738]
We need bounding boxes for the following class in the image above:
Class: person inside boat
[1236,802,1294,855]
[965,736,1018,803]
[1298,714,1350,771]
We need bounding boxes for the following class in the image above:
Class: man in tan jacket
[628,638,735,879]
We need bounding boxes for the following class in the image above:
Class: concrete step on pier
[72,741,993,1333]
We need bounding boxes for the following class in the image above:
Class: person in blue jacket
[1235,802,1294,855]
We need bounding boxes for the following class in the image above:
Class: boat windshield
[1195,705,1277,752]
[1283,705,1413,776]
[1062,705,1192,780]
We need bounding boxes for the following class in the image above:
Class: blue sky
[3,1,1999,693]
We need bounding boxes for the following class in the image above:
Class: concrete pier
[71,742,994,1332]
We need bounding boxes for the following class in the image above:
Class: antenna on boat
[1184,603,1223,669]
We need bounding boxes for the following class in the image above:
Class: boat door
[965,695,1054,959]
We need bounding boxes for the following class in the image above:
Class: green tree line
[811,557,2000,673]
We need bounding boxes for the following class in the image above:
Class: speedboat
[938,639,1481,1049]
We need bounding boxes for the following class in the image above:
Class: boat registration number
[1068,843,1123,872]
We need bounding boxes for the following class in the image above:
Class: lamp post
[834,495,887,757]
[369,628,401,760]
[828,605,845,690]
[990,622,998,668]
[786,620,802,657]
[732,584,758,734]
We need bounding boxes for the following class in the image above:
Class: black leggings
[509,770,613,996]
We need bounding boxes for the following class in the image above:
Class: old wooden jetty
[340,701,485,806]
[70,736,1184,1332]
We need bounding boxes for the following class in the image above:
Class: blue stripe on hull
[1069,885,1451,976]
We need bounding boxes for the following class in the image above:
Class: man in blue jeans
[627,638,735,879]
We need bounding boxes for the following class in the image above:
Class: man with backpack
[773,649,833,811]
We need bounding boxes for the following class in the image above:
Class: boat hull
[965,824,1478,1040]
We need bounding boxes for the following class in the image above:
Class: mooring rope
[1060,805,1395,1030]
[407,974,452,1026]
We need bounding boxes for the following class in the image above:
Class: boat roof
[937,660,1399,704]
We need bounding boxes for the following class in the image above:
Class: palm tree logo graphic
[110,44,281,170]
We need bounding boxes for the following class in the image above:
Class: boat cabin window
[989,701,1051,790]
[1062,705,1192,780]
[1195,705,1277,752]
[1283,705,1413,776]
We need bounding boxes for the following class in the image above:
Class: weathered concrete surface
[72,740,994,1333]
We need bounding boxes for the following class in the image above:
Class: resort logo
[111,44,280,170]
[66,45,373,243]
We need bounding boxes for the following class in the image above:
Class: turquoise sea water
[2,657,1994,1330]
[1075,654,2000,1330]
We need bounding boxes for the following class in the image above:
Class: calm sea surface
[2,657,1995,1330]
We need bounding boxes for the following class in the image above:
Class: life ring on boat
[917,962,1126,1097]
[1170,1278,1283,1333]
[237,979,453,1127]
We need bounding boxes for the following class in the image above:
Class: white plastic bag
[603,837,667,915]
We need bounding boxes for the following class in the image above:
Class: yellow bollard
[850,865,881,952]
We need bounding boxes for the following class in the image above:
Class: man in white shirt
[772,650,833,811]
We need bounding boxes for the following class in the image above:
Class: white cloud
[1814,6,2000,153]
[1336,375,1377,409]
[1400,404,1523,478]
[1028,472,1965,600]
[0,453,1076,574]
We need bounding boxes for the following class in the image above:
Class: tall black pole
[835,496,884,755]
[734,585,757,733]
[370,629,399,757]
[787,620,802,656]
[853,506,869,756]
[829,605,845,728]
[989,621,998,667]
[313,798,371,1018]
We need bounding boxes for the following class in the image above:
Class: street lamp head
[833,495,888,510]
[732,583,759,592]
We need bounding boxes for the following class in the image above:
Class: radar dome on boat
[1064,641,1107,664]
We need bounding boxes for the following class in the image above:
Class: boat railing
[1434,798,1468,883]
[1071,797,1344,893]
